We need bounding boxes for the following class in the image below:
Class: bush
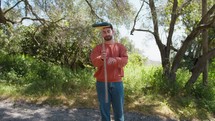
[193,82,215,113]
[127,53,146,66]
[209,58,215,81]
[124,64,145,94]
[0,53,95,95]
[0,54,30,84]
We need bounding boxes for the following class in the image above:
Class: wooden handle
[102,43,108,103]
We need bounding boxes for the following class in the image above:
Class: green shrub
[0,53,95,95]
[193,82,215,101]
[127,53,146,66]
[124,64,145,94]
[124,63,164,95]
[123,53,146,95]
[193,82,215,113]
[209,58,215,81]
[0,54,30,84]
[24,62,66,94]
[148,67,164,93]
[0,52,215,113]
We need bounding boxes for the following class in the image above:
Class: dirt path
[0,99,177,121]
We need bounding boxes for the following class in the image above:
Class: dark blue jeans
[96,81,124,121]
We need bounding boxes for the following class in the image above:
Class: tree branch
[199,5,215,26]
[166,0,178,57]
[2,0,49,25]
[185,47,215,87]
[20,17,46,23]
[148,0,164,52]
[4,0,24,14]
[171,46,178,52]
[85,0,104,21]
[112,0,123,14]
[171,4,215,73]
[24,0,46,25]
[178,0,192,15]
[132,28,154,35]
[130,0,145,35]
[149,0,159,36]
[112,0,128,20]
[0,8,6,24]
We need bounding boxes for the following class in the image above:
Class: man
[90,22,128,121]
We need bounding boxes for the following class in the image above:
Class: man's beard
[104,35,113,41]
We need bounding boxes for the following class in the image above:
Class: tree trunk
[185,56,206,88]
[132,1,215,87]
[161,53,171,80]
[185,48,215,88]
[148,0,172,82]
[202,0,208,85]
[0,8,6,24]
[171,5,215,83]
[164,0,178,83]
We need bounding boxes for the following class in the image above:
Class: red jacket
[90,43,128,82]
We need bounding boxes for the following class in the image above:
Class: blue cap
[92,22,113,29]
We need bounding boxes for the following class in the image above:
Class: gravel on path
[0,99,177,121]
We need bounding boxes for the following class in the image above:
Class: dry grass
[0,84,214,121]
[0,89,178,120]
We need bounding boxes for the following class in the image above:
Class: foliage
[0,53,215,119]
[1,0,136,70]
[126,53,146,66]
[0,53,95,95]
[208,58,215,81]
[0,53,30,84]
[81,0,135,26]
[123,53,147,94]
[132,0,215,87]
[19,23,95,69]
[0,24,23,54]
[192,81,215,113]
[0,0,215,119]
[119,36,137,53]
[179,0,215,70]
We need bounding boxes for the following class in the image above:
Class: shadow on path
[0,99,177,121]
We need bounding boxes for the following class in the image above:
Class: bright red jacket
[90,43,128,82]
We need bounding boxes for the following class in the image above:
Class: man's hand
[101,50,106,60]
[108,57,117,65]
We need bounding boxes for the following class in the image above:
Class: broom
[92,22,112,103]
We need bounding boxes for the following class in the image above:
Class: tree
[131,0,215,87]
[0,0,46,24]
[0,0,135,70]
[202,0,208,85]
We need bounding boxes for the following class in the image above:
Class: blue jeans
[96,81,124,121]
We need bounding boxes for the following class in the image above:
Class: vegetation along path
[0,99,177,121]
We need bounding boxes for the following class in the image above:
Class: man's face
[101,27,114,41]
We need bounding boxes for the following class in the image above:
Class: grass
[0,83,20,98]
[0,82,214,120]
[0,54,215,120]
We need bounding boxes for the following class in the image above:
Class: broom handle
[102,43,108,103]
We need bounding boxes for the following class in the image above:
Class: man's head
[101,23,114,41]
[92,22,114,41]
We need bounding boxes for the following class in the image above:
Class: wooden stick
[102,42,108,103]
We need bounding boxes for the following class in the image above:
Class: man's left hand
[107,57,117,65]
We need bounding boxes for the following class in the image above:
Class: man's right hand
[101,50,106,60]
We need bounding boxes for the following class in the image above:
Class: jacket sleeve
[115,44,128,68]
[90,46,104,67]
